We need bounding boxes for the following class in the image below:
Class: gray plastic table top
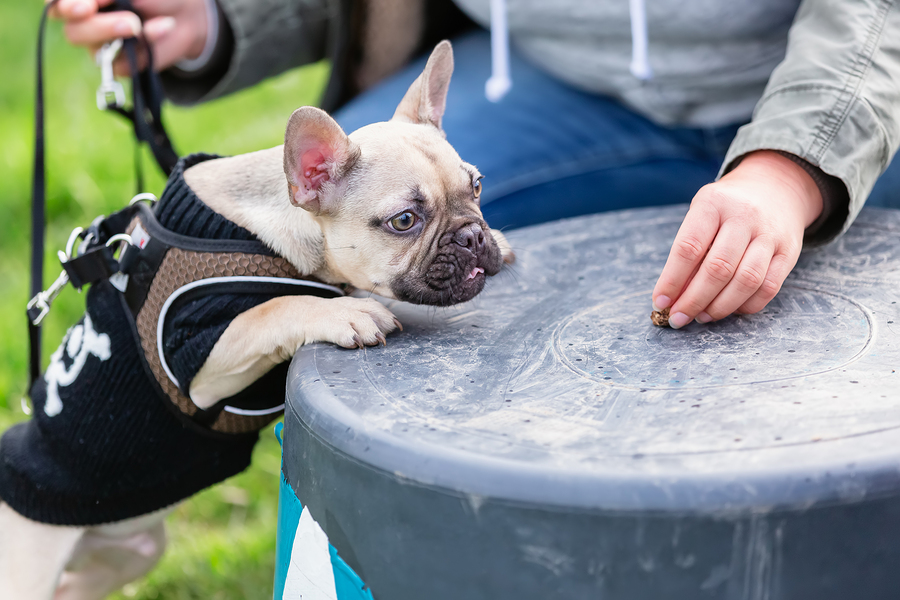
[287,205,900,513]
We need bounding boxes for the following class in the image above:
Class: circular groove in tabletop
[288,206,900,509]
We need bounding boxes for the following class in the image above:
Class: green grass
[0,2,328,598]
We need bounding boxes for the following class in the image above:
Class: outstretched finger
[667,220,751,328]
[64,11,141,46]
[696,236,774,322]
[653,202,719,311]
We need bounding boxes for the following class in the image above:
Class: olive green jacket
[720,0,900,244]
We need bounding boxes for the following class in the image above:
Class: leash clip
[96,38,125,110]
[26,226,85,326]
[27,270,69,326]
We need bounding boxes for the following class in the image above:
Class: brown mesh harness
[31,200,343,436]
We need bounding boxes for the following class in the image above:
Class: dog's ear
[284,106,360,214]
[392,40,454,130]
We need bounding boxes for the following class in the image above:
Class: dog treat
[651,307,671,327]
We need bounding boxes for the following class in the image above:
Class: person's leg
[335,30,742,230]
[865,152,900,209]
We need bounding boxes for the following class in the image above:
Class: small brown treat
[651,307,671,327]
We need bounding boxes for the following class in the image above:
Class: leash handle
[99,0,179,176]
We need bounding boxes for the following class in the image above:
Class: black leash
[27,0,178,395]
[29,0,56,389]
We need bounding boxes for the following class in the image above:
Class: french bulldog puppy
[185,40,513,405]
[0,40,513,600]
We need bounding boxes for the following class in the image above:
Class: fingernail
[115,14,142,37]
[654,295,672,310]
[70,1,90,18]
[668,312,692,329]
[145,16,176,39]
[695,312,713,324]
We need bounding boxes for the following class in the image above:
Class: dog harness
[0,154,343,525]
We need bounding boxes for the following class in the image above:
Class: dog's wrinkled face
[329,122,502,305]
[282,41,504,306]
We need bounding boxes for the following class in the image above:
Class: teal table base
[274,424,373,600]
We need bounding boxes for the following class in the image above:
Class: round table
[274,206,900,600]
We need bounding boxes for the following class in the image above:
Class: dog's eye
[473,177,483,199]
[389,212,417,232]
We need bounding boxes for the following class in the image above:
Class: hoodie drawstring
[486,0,652,102]
[486,0,512,102]
[629,0,653,80]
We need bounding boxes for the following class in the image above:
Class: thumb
[143,16,176,43]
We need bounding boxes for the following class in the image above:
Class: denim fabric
[335,31,899,232]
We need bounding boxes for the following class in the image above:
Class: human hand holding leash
[47,0,209,75]
[652,150,824,329]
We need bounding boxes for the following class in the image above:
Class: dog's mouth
[391,223,502,306]
[466,266,485,281]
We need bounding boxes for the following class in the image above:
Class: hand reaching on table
[652,150,824,329]
[47,0,210,75]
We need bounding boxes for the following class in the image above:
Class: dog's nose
[453,224,486,253]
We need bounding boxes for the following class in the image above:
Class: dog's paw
[491,229,516,265]
[315,297,401,349]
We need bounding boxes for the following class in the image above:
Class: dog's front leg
[190,296,400,407]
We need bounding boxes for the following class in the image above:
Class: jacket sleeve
[719,0,900,246]
[161,0,333,105]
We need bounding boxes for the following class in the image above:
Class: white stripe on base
[283,507,338,600]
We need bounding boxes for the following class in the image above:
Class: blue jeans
[335,31,899,231]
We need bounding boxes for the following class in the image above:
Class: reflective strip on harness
[126,206,344,436]
[156,276,345,407]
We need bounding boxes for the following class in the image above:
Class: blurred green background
[1,2,329,598]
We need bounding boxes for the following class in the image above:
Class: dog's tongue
[466,267,485,281]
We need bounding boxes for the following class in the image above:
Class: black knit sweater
[0,154,287,526]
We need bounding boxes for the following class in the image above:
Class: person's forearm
[731,150,823,228]
[161,0,331,105]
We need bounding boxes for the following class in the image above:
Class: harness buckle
[95,39,125,110]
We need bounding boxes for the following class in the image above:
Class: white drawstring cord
[629,0,653,80]
[486,0,512,102]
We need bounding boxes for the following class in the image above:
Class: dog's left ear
[284,106,361,214]
[392,40,454,131]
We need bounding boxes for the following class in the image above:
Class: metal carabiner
[26,225,86,326]
[95,38,125,110]
[64,226,85,259]
[129,192,158,205]
[106,233,134,249]
[26,269,70,326]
